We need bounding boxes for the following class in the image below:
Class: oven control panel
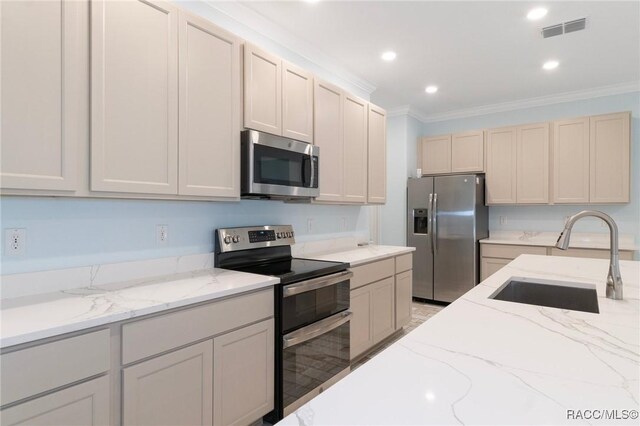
[215,225,295,253]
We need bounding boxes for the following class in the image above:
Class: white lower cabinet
[370,277,396,344]
[0,376,110,426]
[123,340,214,426]
[213,319,274,426]
[350,284,374,359]
[395,270,413,329]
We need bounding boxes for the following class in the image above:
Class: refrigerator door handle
[428,193,434,252]
[433,193,438,252]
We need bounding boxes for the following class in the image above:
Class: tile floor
[351,299,445,370]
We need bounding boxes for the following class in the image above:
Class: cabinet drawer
[122,289,273,365]
[395,253,413,274]
[1,329,110,407]
[350,258,394,290]
[480,244,547,259]
[549,248,633,260]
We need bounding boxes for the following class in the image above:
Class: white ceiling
[239,1,640,118]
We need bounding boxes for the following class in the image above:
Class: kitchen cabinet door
[314,80,344,202]
[244,43,282,136]
[213,319,274,426]
[480,257,511,281]
[451,131,484,173]
[178,11,240,198]
[367,104,387,204]
[552,117,590,204]
[350,285,373,360]
[343,94,368,203]
[486,127,517,204]
[370,277,395,344]
[282,61,314,143]
[516,123,549,204]
[91,0,178,194]
[589,112,630,203]
[1,0,84,191]
[0,376,110,426]
[395,270,412,330]
[421,135,451,175]
[123,340,213,426]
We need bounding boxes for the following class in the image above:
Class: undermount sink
[489,277,600,314]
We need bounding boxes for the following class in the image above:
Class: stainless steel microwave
[241,130,319,199]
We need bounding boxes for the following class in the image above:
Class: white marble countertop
[278,255,640,425]
[481,230,638,251]
[0,268,279,348]
[299,245,415,266]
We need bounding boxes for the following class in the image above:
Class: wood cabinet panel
[91,0,178,194]
[421,135,451,175]
[486,127,517,204]
[350,258,395,290]
[549,247,633,260]
[367,104,387,204]
[552,117,590,204]
[1,329,110,407]
[395,270,412,330]
[589,112,630,203]
[0,0,82,191]
[313,79,344,202]
[350,285,372,360]
[213,319,274,426]
[395,253,413,274]
[517,123,549,204]
[1,376,110,426]
[451,131,484,173]
[343,94,368,203]
[480,257,511,281]
[370,277,395,344]
[123,340,213,426]
[178,11,240,197]
[243,43,282,135]
[480,244,547,259]
[282,61,313,143]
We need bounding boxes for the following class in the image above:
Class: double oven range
[214,225,352,422]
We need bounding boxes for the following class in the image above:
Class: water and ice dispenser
[413,208,429,234]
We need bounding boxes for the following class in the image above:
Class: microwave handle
[309,154,315,188]
[283,310,352,349]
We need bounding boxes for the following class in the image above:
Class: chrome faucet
[556,210,623,300]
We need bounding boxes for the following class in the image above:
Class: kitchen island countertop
[278,254,640,425]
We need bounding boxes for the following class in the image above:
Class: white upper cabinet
[420,135,451,175]
[485,126,517,204]
[243,43,282,135]
[178,11,240,198]
[451,130,484,173]
[0,0,84,191]
[314,80,344,202]
[343,94,368,203]
[552,117,590,204]
[91,0,178,194]
[367,104,387,204]
[282,61,314,143]
[589,112,630,203]
[516,122,549,204]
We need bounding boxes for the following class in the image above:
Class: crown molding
[386,105,430,122]
[419,81,640,123]
[197,0,376,97]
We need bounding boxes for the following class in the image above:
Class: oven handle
[283,270,353,297]
[283,310,352,349]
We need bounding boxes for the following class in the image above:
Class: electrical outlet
[5,228,26,256]
[307,218,315,233]
[156,225,168,245]
[499,216,507,225]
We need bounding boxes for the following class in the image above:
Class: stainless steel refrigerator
[407,175,488,302]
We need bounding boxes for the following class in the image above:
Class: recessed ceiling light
[542,60,559,70]
[425,85,438,94]
[381,51,397,61]
[527,7,548,20]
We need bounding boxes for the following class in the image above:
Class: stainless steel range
[214,225,352,422]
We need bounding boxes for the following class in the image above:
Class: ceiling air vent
[542,17,587,38]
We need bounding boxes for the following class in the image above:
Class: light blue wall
[378,114,422,246]
[423,92,640,239]
[0,197,368,274]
